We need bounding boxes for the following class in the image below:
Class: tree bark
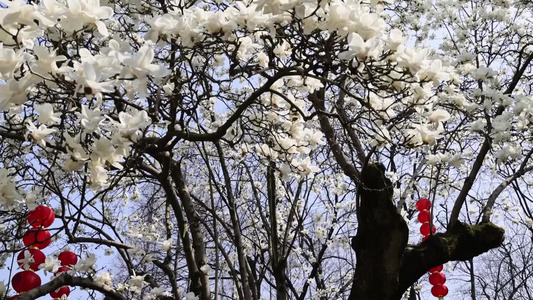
[349,164,505,300]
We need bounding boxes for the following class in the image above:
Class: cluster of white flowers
[0,168,22,209]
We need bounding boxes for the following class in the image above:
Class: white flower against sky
[32,46,67,76]
[0,45,27,79]
[64,132,89,161]
[162,239,172,251]
[128,274,145,293]
[91,136,123,169]
[62,0,114,36]
[123,45,171,97]
[428,109,451,123]
[0,169,21,209]
[75,253,97,272]
[339,33,379,61]
[353,12,386,41]
[35,103,61,125]
[397,47,430,75]
[185,292,199,300]
[256,144,278,161]
[420,60,451,85]
[96,271,113,286]
[294,157,320,176]
[0,0,55,28]
[257,52,269,68]
[273,40,292,58]
[78,105,105,133]
[26,121,57,147]
[305,130,326,150]
[39,257,59,275]
[0,75,37,110]
[109,110,152,138]
[24,190,39,210]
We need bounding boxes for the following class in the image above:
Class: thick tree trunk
[349,164,505,300]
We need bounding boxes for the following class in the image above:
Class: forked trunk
[349,164,505,300]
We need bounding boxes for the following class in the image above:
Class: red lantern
[27,205,55,228]
[431,284,449,297]
[416,198,432,211]
[50,286,70,299]
[420,223,436,236]
[58,251,78,266]
[417,210,430,223]
[17,249,45,271]
[429,272,446,285]
[22,230,52,249]
[11,271,41,293]
[429,265,443,273]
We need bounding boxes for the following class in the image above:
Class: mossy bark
[348,164,505,300]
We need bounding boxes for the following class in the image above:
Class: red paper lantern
[420,223,436,236]
[416,198,432,211]
[11,271,41,293]
[50,286,70,299]
[27,205,55,228]
[417,210,430,223]
[58,251,78,266]
[17,249,45,271]
[429,265,443,273]
[431,284,449,297]
[429,272,446,285]
[22,230,52,249]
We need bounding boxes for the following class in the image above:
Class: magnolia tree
[1,0,533,299]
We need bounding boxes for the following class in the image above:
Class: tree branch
[397,222,505,298]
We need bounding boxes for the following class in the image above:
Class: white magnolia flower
[62,0,114,36]
[294,157,320,176]
[161,239,172,251]
[32,46,67,76]
[185,292,199,300]
[123,45,171,97]
[256,144,278,161]
[256,52,269,68]
[18,250,36,270]
[420,60,450,85]
[353,12,386,41]
[0,44,27,79]
[78,105,105,133]
[428,109,451,123]
[128,274,145,293]
[110,110,152,138]
[26,121,57,147]
[39,257,59,275]
[75,253,97,272]
[96,271,113,286]
[0,169,21,209]
[91,136,124,170]
[273,40,292,58]
[339,33,379,61]
[397,47,430,75]
[35,103,61,125]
